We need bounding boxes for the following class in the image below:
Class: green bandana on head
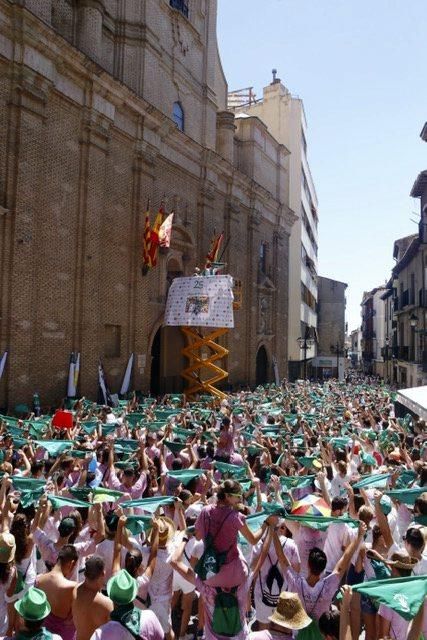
[353,575,427,621]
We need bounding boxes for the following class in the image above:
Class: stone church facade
[0,0,295,408]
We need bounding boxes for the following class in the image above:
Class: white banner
[164,275,234,328]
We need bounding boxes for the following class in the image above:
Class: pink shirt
[195,504,245,564]
[109,469,147,499]
[285,567,340,621]
[90,611,163,640]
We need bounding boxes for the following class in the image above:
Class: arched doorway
[255,345,269,386]
[150,326,186,396]
[150,328,162,396]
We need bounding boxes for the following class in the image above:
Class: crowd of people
[0,377,426,640]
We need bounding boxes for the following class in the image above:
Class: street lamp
[410,313,418,328]
[385,336,390,382]
[297,329,314,380]
[330,341,345,380]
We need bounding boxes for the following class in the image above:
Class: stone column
[216,111,235,164]
[76,0,103,63]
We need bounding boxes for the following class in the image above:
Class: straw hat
[0,532,16,563]
[268,592,312,631]
[155,516,176,546]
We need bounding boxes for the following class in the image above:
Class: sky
[217,0,426,332]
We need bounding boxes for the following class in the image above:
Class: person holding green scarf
[90,569,163,640]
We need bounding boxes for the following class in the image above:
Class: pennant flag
[352,473,391,490]
[0,350,8,380]
[120,496,175,512]
[205,231,224,267]
[148,206,164,268]
[120,353,134,396]
[98,361,113,407]
[47,494,91,509]
[159,212,174,248]
[142,209,151,273]
[352,576,427,621]
[385,487,427,505]
[92,487,123,503]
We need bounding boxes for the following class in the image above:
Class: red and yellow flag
[148,204,164,267]
[142,209,151,273]
[205,231,224,267]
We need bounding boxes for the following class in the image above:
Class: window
[169,0,189,18]
[172,102,184,131]
[104,324,121,358]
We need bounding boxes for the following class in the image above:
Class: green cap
[15,587,51,621]
[107,569,137,605]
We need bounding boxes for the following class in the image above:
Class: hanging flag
[142,209,151,275]
[98,361,112,406]
[0,351,7,380]
[148,205,164,267]
[205,231,224,267]
[120,353,134,396]
[159,212,174,248]
[67,352,78,398]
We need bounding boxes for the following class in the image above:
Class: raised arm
[333,522,367,578]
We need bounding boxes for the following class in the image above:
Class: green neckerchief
[12,477,46,492]
[125,414,145,427]
[20,488,45,508]
[125,515,153,535]
[92,487,123,503]
[395,469,417,489]
[284,513,359,532]
[80,421,98,435]
[414,514,427,526]
[47,494,91,509]
[385,486,426,506]
[164,440,187,454]
[120,496,175,512]
[15,629,53,640]
[115,439,139,451]
[280,475,314,491]
[110,603,141,637]
[352,473,390,490]
[166,469,204,485]
[352,575,427,621]
[214,461,246,478]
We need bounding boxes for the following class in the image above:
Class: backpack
[195,511,234,581]
[212,587,242,637]
[260,555,284,607]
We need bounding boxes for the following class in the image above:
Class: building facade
[0,0,295,408]
[360,286,387,376]
[230,74,319,381]
[314,276,347,380]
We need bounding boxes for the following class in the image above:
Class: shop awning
[396,385,427,420]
